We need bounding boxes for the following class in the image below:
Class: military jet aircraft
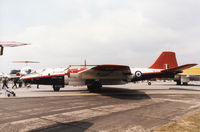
[21,51,197,92]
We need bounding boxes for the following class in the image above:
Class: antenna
[84,59,86,67]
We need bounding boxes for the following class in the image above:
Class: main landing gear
[176,80,181,85]
[53,85,61,92]
[176,81,188,85]
[87,81,102,93]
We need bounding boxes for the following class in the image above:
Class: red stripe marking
[23,74,65,80]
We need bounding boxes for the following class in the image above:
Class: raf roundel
[135,71,142,78]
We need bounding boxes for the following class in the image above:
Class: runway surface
[0,81,200,132]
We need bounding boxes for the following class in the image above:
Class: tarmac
[0,81,200,132]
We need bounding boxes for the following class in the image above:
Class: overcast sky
[0,0,199,73]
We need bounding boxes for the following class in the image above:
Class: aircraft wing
[0,41,30,55]
[0,41,29,47]
[78,64,132,80]
[13,61,40,63]
[161,63,197,73]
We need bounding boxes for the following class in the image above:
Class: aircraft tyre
[53,85,60,92]
[176,80,181,85]
[87,81,102,93]
[183,82,188,85]
[148,82,151,85]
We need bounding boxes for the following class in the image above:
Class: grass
[156,112,200,132]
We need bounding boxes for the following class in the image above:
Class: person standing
[18,79,23,88]
[12,78,18,89]
[2,77,9,89]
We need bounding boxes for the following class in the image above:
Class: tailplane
[149,51,178,69]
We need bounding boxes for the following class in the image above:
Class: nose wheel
[53,85,61,91]
[147,81,151,85]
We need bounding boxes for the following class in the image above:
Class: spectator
[12,78,18,89]
[2,77,9,89]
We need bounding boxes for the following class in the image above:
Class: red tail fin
[149,51,178,69]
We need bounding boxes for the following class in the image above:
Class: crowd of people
[1,77,23,89]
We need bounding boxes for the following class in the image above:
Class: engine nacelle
[65,72,85,86]
[69,73,80,78]
[68,78,85,86]
[64,75,69,85]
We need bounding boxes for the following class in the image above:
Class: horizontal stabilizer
[0,41,30,47]
[161,63,197,73]
[0,41,30,56]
